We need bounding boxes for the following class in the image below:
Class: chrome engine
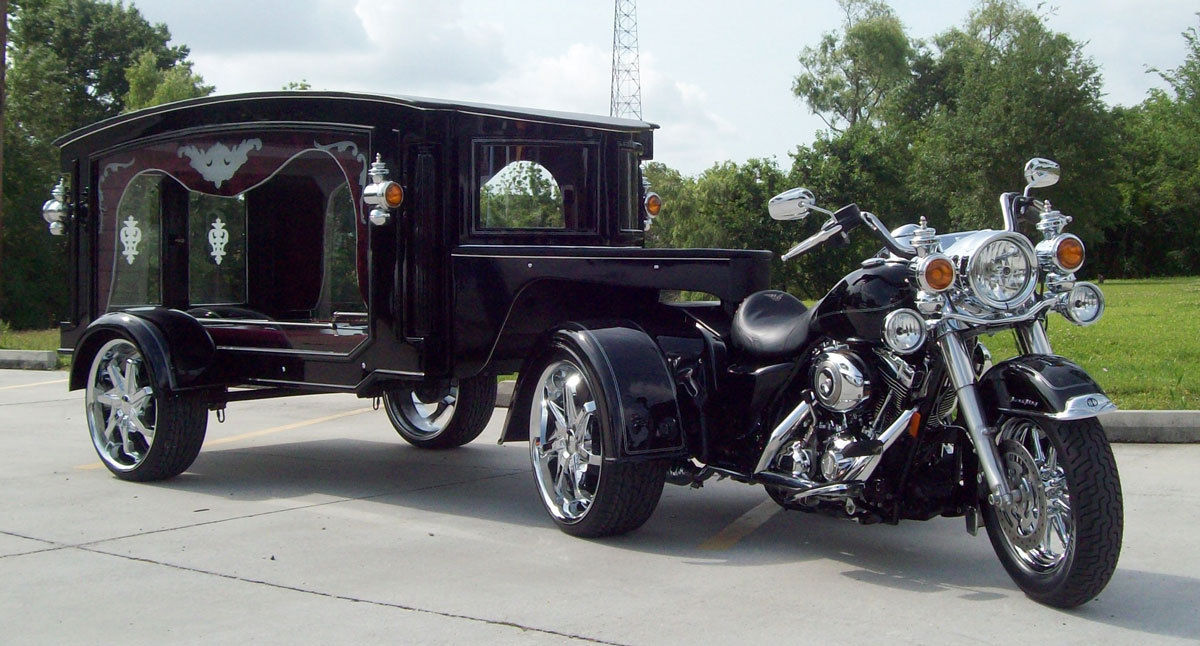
[764,346,920,503]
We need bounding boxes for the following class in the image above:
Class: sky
[129,0,1198,176]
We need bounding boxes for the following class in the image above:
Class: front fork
[936,322,1050,504]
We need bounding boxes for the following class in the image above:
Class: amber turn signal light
[918,255,955,292]
[384,182,404,209]
[1055,235,1084,272]
[644,192,662,217]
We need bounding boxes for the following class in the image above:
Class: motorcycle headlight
[1062,281,1104,326]
[882,308,926,354]
[965,233,1038,308]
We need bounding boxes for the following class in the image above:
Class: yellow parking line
[0,378,68,391]
[75,406,373,470]
[697,500,781,551]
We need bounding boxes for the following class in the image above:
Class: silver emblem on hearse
[119,216,143,265]
[177,138,263,188]
[208,217,230,265]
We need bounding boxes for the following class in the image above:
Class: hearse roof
[54,91,659,149]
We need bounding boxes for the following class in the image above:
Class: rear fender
[977,354,1116,422]
[69,308,216,392]
[500,322,686,460]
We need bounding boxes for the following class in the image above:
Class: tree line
[1,0,1197,327]
[648,0,1200,299]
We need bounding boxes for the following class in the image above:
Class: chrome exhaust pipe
[754,399,813,474]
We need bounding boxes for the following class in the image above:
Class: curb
[0,349,58,370]
[1099,411,1200,443]
[494,381,1197,443]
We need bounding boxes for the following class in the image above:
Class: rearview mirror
[768,187,816,221]
[1023,158,1060,192]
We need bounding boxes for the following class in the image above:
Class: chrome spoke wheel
[530,359,601,523]
[995,419,1073,573]
[86,339,158,472]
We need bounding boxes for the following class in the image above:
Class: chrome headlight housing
[946,231,1039,309]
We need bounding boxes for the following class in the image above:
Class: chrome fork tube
[937,331,1011,499]
[1015,321,1053,355]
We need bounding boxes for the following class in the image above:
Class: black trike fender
[977,354,1116,422]
[500,322,687,461]
[69,308,216,393]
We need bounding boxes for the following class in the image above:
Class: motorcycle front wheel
[981,415,1123,608]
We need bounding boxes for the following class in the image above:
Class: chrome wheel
[995,418,1073,573]
[86,339,157,472]
[529,359,603,523]
[385,384,459,440]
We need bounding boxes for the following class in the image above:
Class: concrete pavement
[2,368,1198,644]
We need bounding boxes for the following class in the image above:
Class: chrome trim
[937,332,1011,498]
[939,297,1057,327]
[963,232,1039,309]
[1000,192,1018,232]
[1001,394,1117,421]
[782,219,843,261]
[913,253,955,292]
[1035,233,1084,273]
[1015,321,1054,355]
[754,399,813,474]
[846,408,916,483]
[1059,281,1105,327]
[882,309,926,354]
[1023,157,1061,194]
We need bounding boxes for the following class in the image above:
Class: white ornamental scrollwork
[177,138,263,188]
[314,139,369,189]
[119,216,143,265]
[207,217,230,265]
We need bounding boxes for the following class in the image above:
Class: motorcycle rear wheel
[981,415,1122,608]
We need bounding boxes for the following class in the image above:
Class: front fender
[69,308,216,392]
[499,322,686,460]
[977,354,1117,422]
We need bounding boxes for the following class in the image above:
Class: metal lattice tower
[610,0,642,119]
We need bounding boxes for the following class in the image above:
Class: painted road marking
[697,499,781,551]
[75,407,374,470]
[0,378,68,391]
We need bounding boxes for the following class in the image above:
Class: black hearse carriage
[45,91,769,524]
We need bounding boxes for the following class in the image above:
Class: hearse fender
[69,308,216,392]
[977,354,1116,422]
[499,322,687,460]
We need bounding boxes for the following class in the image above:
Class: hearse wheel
[528,340,666,537]
[85,337,207,481]
[383,376,497,449]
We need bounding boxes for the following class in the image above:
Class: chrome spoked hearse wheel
[994,418,1073,572]
[86,339,158,472]
[383,376,497,449]
[530,359,603,523]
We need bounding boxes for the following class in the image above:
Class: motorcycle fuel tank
[812,261,914,343]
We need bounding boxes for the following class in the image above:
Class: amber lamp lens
[645,193,662,217]
[1056,237,1084,271]
[925,257,955,291]
[384,182,404,208]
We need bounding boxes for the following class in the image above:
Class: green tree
[479,161,563,229]
[792,0,914,132]
[123,50,212,111]
[2,0,199,328]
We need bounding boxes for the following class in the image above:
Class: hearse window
[108,173,164,307]
[95,130,371,353]
[188,193,247,305]
[476,143,592,231]
[618,147,640,231]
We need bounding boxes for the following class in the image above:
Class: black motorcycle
[521,157,1121,608]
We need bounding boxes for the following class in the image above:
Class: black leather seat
[731,290,814,360]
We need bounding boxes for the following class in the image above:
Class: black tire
[85,337,207,482]
[527,339,666,537]
[383,375,497,449]
[981,415,1122,608]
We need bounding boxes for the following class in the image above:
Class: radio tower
[610,0,642,119]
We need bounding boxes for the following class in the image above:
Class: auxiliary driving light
[1062,281,1104,326]
[883,308,927,354]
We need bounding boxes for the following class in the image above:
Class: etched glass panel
[108,174,162,308]
[188,193,247,305]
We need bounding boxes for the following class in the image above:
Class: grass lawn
[2,277,1196,409]
[981,277,1199,410]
